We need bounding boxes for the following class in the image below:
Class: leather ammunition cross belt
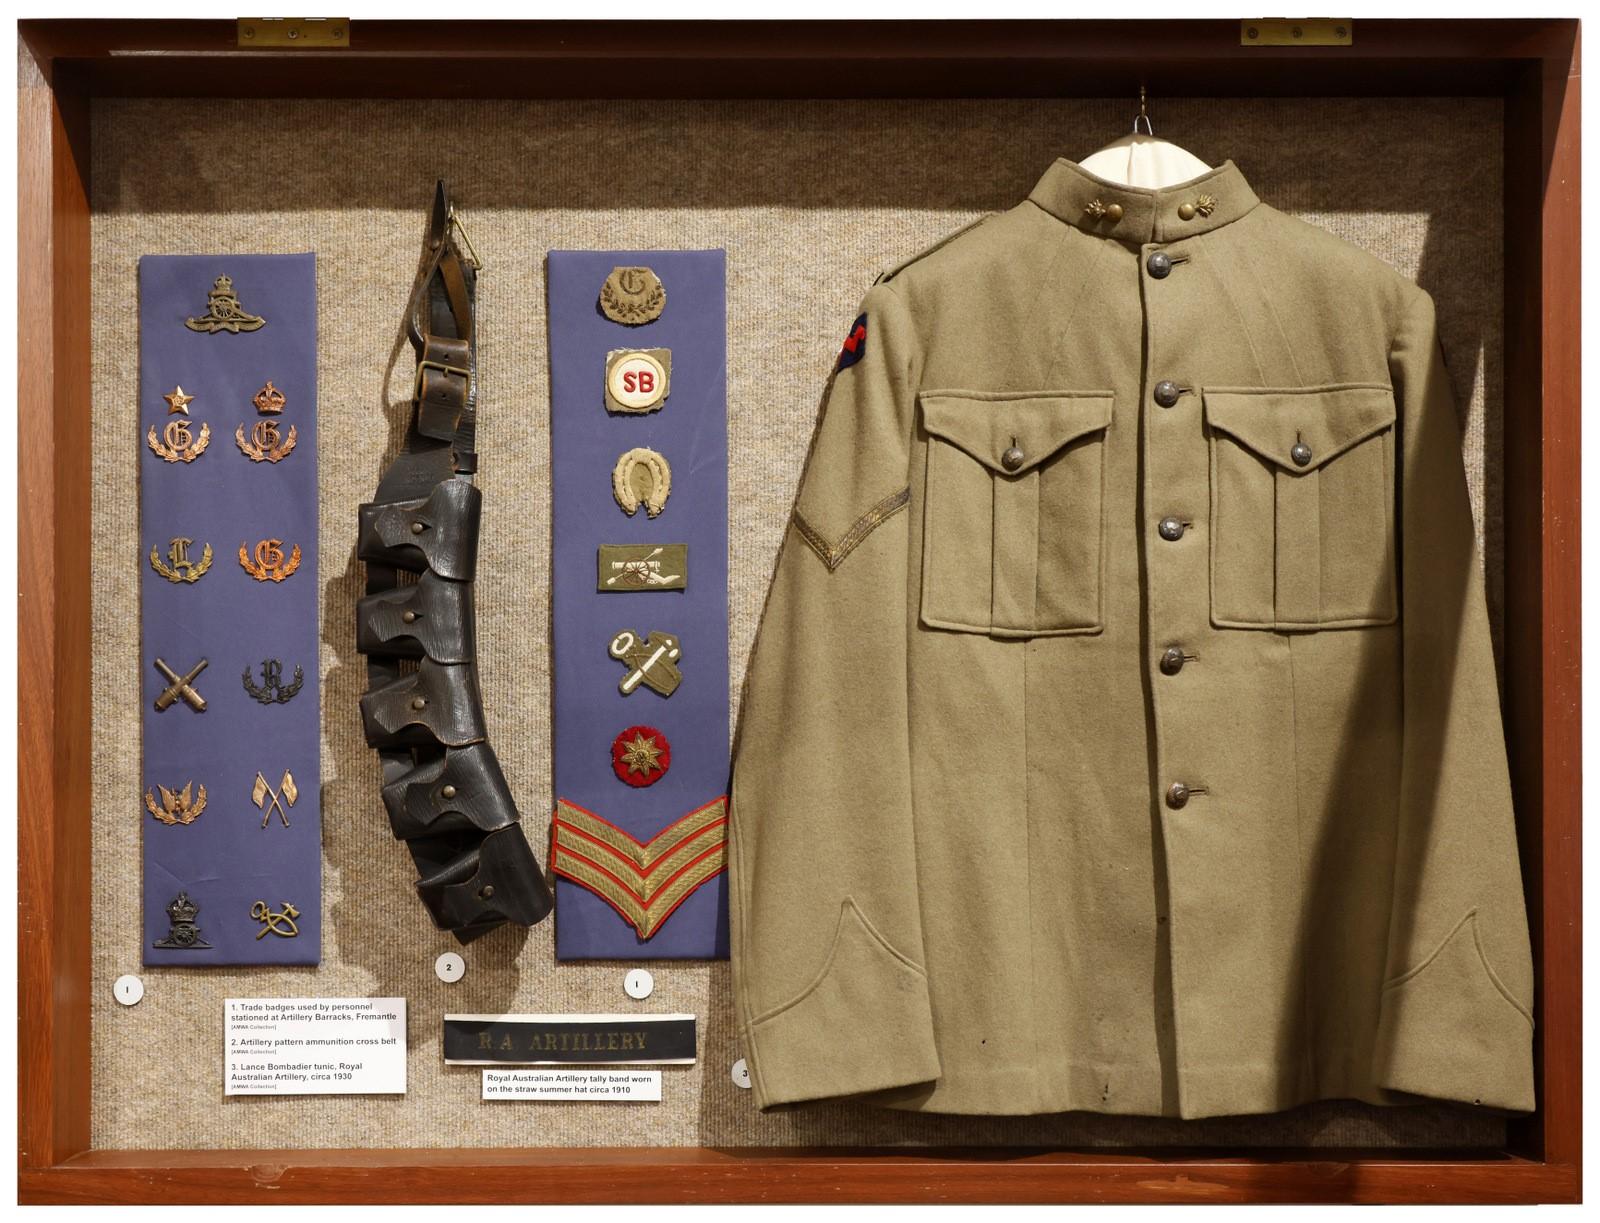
[356,181,553,943]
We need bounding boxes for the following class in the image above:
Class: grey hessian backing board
[139,254,321,966]
[547,252,730,960]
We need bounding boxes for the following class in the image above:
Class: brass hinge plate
[1241,19,1353,46]
[237,18,350,48]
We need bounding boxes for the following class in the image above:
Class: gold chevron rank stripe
[551,796,728,939]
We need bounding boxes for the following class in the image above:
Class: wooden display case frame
[16,17,1581,1205]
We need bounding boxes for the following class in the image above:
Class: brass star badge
[164,385,195,415]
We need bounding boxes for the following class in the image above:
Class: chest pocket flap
[918,390,1114,637]
[921,392,1113,476]
[1204,383,1398,630]
[1204,384,1395,474]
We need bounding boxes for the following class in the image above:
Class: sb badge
[611,725,671,787]
[604,348,671,414]
[836,313,868,371]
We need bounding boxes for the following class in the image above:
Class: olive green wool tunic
[728,158,1536,1119]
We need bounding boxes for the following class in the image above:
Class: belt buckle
[414,359,472,405]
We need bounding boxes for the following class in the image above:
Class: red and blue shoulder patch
[836,313,868,371]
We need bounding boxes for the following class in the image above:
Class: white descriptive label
[225,997,407,1096]
[483,1068,663,1102]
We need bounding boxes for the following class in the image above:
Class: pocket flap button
[1154,380,1181,408]
[1000,445,1025,472]
[1291,441,1313,467]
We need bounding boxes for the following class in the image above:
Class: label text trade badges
[599,266,666,326]
[612,447,672,518]
[604,348,671,414]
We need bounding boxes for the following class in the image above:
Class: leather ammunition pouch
[355,181,553,943]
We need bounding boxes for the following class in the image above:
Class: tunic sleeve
[729,280,941,1108]
[1371,285,1537,1112]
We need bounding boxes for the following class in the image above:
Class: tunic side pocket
[1204,383,1398,630]
[918,389,1114,637]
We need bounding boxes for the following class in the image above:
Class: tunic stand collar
[1028,158,1260,244]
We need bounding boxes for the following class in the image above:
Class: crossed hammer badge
[609,630,682,698]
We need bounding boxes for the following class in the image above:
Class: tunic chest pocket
[918,390,1114,637]
[1204,384,1398,630]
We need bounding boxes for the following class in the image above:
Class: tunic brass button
[1166,782,1190,810]
[1158,516,1185,542]
[1147,251,1173,279]
[1160,646,1185,675]
[1177,202,1197,221]
[1001,446,1025,472]
[1291,441,1313,467]
[1104,202,1124,223]
[1154,380,1181,408]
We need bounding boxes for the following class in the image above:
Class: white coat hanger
[1079,85,1212,189]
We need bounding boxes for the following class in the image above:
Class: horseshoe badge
[611,447,672,518]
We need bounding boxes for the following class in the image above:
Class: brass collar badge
[239,537,302,582]
[186,274,265,334]
[150,535,213,583]
[145,780,207,826]
[236,380,297,462]
[153,656,208,712]
[251,900,300,939]
[252,769,298,828]
[147,385,211,463]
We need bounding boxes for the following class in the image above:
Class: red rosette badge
[611,725,671,788]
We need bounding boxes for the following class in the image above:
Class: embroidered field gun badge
[149,536,213,583]
[145,780,207,826]
[609,630,682,697]
[550,797,728,939]
[185,274,266,334]
[239,538,302,582]
[598,543,687,592]
[611,447,672,518]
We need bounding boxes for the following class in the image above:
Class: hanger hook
[1133,83,1154,136]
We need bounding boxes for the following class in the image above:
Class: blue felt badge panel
[547,250,731,960]
[139,254,321,966]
